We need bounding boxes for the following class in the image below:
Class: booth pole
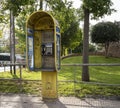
[41,71,57,99]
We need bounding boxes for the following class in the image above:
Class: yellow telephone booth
[26,11,61,99]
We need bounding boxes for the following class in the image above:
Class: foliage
[89,44,96,52]
[91,22,120,43]
[1,0,83,55]
[15,14,26,54]
[48,0,82,54]
[62,21,82,49]
[72,43,83,53]
[11,1,36,54]
[3,0,35,16]
[0,30,2,38]
[0,10,9,23]
[0,9,9,40]
[69,43,96,53]
[14,1,42,54]
[91,21,120,57]
[0,0,36,55]
[82,0,115,19]
[0,1,7,23]
[0,46,10,53]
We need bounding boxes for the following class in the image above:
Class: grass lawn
[0,55,120,97]
[59,55,120,97]
[0,69,41,95]
[59,56,120,84]
[0,69,41,80]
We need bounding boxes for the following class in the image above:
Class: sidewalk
[0,94,120,108]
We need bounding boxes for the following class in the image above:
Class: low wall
[61,52,104,59]
[108,43,120,58]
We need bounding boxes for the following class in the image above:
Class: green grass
[0,69,42,95]
[59,56,120,84]
[0,55,120,97]
[58,56,120,97]
[0,69,41,80]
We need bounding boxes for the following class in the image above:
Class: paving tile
[0,94,120,108]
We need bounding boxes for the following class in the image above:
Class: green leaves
[91,22,120,43]
[91,21,120,57]
[3,0,35,16]
[0,30,3,38]
[83,0,115,19]
[48,0,82,51]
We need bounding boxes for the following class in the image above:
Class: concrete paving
[0,94,120,108]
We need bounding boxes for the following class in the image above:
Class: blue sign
[28,36,34,70]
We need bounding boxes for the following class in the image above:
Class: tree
[72,42,83,53]
[0,2,9,40]
[15,14,26,54]
[47,0,82,55]
[91,21,120,57]
[40,0,43,9]
[2,0,34,74]
[82,7,90,81]
[81,0,115,81]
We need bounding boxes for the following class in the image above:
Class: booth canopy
[27,11,59,28]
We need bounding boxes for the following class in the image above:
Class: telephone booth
[26,11,61,99]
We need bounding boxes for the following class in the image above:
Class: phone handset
[41,44,46,56]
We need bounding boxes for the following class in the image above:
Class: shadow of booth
[43,99,67,108]
[19,96,67,108]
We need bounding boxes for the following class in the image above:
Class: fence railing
[62,63,120,66]
[61,63,120,85]
[0,63,41,95]
[58,63,120,97]
[0,63,120,97]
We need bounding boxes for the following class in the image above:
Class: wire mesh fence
[0,63,120,99]
[58,63,120,98]
[0,79,42,96]
[0,64,41,95]
[58,81,120,98]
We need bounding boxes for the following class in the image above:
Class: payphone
[41,43,54,56]
[27,12,60,71]
[26,11,61,99]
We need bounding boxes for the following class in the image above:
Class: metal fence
[0,63,120,98]
[58,63,120,98]
[0,63,41,96]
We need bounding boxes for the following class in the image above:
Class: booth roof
[27,11,59,27]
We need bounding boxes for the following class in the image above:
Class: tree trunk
[104,42,109,58]
[40,0,43,10]
[10,10,16,74]
[82,7,90,81]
